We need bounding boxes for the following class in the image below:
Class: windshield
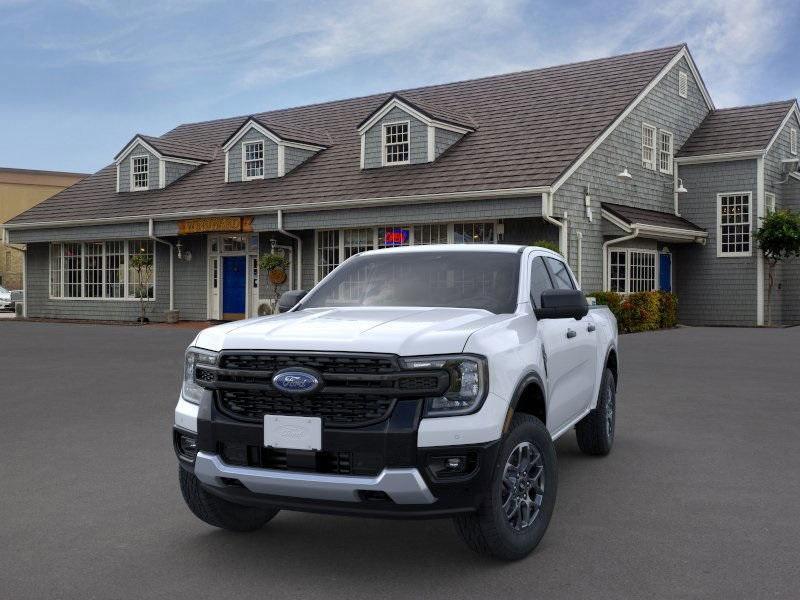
[301,251,521,314]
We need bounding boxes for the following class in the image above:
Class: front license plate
[264,415,322,451]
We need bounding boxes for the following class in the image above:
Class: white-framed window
[383,121,410,165]
[49,239,155,300]
[315,221,497,282]
[790,127,797,155]
[642,123,656,170]
[243,141,265,179]
[131,156,149,190]
[659,130,674,174]
[717,192,752,256]
[607,248,657,293]
[678,70,688,99]
[766,192,776,214]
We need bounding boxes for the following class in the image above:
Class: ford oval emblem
[272,369,321,395]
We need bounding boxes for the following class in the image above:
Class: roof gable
[114,134,213,164]
[221,117,329,152]
[356,93,475,134]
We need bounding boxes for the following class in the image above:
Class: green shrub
[587,290,676,333]
[532,239,561,254]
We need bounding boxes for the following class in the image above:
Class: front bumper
[175,391,501,518]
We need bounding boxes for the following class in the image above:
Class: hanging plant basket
[268,268,287,285]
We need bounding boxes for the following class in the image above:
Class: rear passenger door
[532,256,597,433]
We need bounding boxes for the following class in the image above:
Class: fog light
[178,434,198,460]
[445,457,465,471]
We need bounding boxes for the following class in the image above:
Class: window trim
[678,70,688,99]
[716,191,753,258]
[48,240,156,301]
[642,122,657,170]
[313,221,497,283]
[241,140,266,181]
[790,127,798,155]
[130,155,150,191]
[605,247,659,293]
[381,120,411,166]
[658,130,674,174]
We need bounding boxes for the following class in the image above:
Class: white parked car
[174,245,618,560]
[0,285,14,311]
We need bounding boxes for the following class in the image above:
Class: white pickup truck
[174,244,618,560]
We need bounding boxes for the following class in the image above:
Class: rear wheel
[454,414,557,560]
[575,368,616,456]
[179,467,279,532]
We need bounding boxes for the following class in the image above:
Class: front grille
[218,389,395,427]
[204,352,448,428]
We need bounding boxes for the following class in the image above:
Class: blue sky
[1,0,798,173]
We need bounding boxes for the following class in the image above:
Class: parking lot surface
[1,321,798,599]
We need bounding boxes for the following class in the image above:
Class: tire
[453,414,557,561]
[575,368,616,456]
[179,467,279,532]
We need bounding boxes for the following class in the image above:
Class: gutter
[277,209,303,289]
[148,219,174,312]
[602,228,639,291]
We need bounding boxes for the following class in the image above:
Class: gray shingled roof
[114,135,217,162]
[677,100,796,157]
[11,45,685,225]
[603,202,705,232]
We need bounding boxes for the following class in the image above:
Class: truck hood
[193,307,508,355]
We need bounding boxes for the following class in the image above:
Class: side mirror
[535,289,588,320]
[277,290,308,313]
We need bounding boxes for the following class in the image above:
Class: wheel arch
[503,371,547,433]
[605,345,619,387]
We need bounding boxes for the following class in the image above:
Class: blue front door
[222,256,246,318]
[659,253,672,292]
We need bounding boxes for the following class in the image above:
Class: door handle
[566,329,577,339]
[587,323,596,332]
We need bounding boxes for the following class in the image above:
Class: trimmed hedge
[588,290,678,333]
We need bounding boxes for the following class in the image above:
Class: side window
[530,257,554,308]
[544,257,575,290]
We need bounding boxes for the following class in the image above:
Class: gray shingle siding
[363,107,427,168]
[118,143,159,192]
[227,128,279,182]
[284,146,317,174]
[434,128,463,159]
[674,160,758,326]
[164,161,195,186]
[555,57,710,293]
[766,111,800,324]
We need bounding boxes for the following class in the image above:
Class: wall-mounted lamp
[584,186,593,222]
[616,167,633,182]
[176,240,192,262]
[675,178,688,194]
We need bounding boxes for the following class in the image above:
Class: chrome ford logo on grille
[272,369,321,394]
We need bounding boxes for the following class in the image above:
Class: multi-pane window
[344,228,375,258]
[608,249,657,293]
[678,70,688,98]
[383,122,409,165]
[317,230,340,280]
[243,141,264,179]
[49,240,155,299]
[413,224,448,245]
[131,156,149,190]
[790,128,797,155]
[659,131,674,174]
[378,226,410,248]
[718,193,752,256]
[453,222,494,243]
[642,123,656,170]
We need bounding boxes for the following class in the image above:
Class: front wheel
[454,414,557,560]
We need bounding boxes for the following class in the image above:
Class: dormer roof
[114,134,215,164]
[356,93,475,134]
[221,116,330,152]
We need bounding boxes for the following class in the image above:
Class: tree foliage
[754,209,800,326]
[532,239,561,254]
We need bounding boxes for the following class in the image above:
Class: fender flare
[503,370,547,433]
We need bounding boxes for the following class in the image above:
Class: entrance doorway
[222,256,246,320]
[659,252,672,292]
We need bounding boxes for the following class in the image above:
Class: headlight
[181,347,218,404]
[399,355,488,417]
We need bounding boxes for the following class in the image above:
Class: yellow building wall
[0,183,68,223]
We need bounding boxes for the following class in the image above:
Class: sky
[1,0,798,173]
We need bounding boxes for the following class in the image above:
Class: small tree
[533,239,561,254]
[754,209,800,326]
[259,253,290,314]
[129,250,154,323]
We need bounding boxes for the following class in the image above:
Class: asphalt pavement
[1,321,798,599]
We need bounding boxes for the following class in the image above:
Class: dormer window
[131,156,149,190]
[383,122,410,165]
[243,141,265,179]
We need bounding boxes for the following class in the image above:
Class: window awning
[601,203,707,243]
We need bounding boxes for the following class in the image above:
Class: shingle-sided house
[5,44,800,325]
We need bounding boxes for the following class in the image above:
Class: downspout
[602,228,639,291]
[148,219,174,312]
[277,209,302,290]
[576,231,583,287]
[541,192,565,256]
